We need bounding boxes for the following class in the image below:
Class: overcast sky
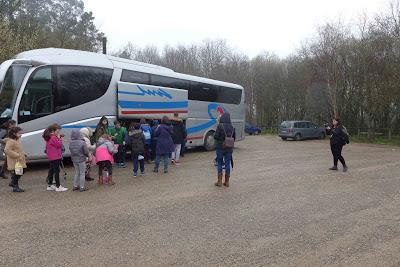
[84,0,387,57]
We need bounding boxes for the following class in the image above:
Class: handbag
[222,125,235,149]
[15,160,23,175]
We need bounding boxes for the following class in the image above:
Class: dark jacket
[171,119,187,144]
[95,116,110,141]
[69,129,89,163]
[327,125,347,146]
[214,113,236,152]
[154,124,175,155]
[127,129,145,154]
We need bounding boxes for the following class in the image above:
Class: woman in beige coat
[4,127,26,192]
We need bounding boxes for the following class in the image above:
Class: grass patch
[350,136,400,146]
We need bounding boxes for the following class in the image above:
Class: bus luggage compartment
[117,82,188,120]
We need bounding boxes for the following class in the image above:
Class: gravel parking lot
[1,136,400,266]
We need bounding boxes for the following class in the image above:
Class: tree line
[1,0,400,138]
[0,0,104,62]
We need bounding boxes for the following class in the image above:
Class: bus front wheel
[204,131,216,151]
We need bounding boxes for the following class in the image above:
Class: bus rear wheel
[204,131,216,151]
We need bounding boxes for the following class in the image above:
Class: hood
[97,137,109,146]
[70,129,83,140]
[79,127,92,138]
[219,113,231,124]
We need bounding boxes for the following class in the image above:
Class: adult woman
[326,118,348,172]
[214,113,235,187]
[153,116,174,173]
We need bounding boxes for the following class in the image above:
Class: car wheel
[256,130,261,135]
[295,133,302,141]
[204,131,216,151]
[281,137,287,141]
[319,133,326,140]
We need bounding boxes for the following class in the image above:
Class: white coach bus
[0,48,245,160]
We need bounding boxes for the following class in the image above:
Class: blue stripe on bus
[187,119,217,134]
[118,101,188,109]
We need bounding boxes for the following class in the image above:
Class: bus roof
[15,48,243,90]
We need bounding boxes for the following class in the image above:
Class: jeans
[217,149,232,175]
[73,161,86,189]
[47,159,61,187]
[132,153,145,174]
[331,144,346,167]
[155,154,169,171]
[172,144,182,162]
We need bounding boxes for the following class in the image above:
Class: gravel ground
[1,136,400,267]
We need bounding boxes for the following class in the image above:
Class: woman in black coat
[326,118,348,172]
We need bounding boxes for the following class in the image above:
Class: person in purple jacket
[153,116,175,174]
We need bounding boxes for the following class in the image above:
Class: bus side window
[18,67,53,124]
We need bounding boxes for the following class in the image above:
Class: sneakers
[133,173,137,177]
[140,172,145,176]
[73,186,80,191]
[13,187,24,193]
[55,185,68,192]
[329,166,338,171]
[47,185,57,191]
[80,187,89,192]
[343,165,348,172]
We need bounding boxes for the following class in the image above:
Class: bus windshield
[0,64,30,119]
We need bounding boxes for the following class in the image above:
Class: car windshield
[0,64,30,119]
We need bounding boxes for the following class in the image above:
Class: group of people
[0,112,193,193]
[0,112,349,194]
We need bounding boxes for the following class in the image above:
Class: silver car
[279,121,326,141]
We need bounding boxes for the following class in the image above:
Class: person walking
[109,120,127,168]
[170,113,186,165]
[214,113,235,187]
[43,124,68,192]
[153,116,174,174]
[150,120,159,161]
[126,123,145,177]
[69,129,90,192]
[326,118,348,172]
[4,127,26,192]
[0,119,16,179]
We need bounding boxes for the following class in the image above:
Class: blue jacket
[154,124,175,155]
[140,124,152,145]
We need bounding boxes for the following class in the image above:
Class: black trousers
[98,160,113,176]
[331,144,346,167]
[0,158,7,176]
[114,145,126,164]
[11,171,21,187]
[47,159,61,187]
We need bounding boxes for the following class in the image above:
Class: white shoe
[47,185,57,191]
[56,185,68,192]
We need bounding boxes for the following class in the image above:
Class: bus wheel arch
[204,130,216,151]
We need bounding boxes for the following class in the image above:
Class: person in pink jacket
[42,124,68,192]
[96,134,118,186]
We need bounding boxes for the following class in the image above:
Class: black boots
[11,175,24,192]
[329,166,338,171]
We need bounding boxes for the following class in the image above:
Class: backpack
[141,125,151,143]
[342,126,350,145]
[222,125,235,149]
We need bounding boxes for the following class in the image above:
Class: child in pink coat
[96,134,118,185]
[42,124,68,192]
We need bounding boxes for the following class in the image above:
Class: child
[95,116,110,142]
[109,120,127,168]
[96,134,118,185]
[69,129,89,192]
[140,118,152,162]
[43,124,68,192]
[4,127,26,192]
[126,122,145,177]
[0,119,17,179]
[79,127,96,181]
[153,116,175,173]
